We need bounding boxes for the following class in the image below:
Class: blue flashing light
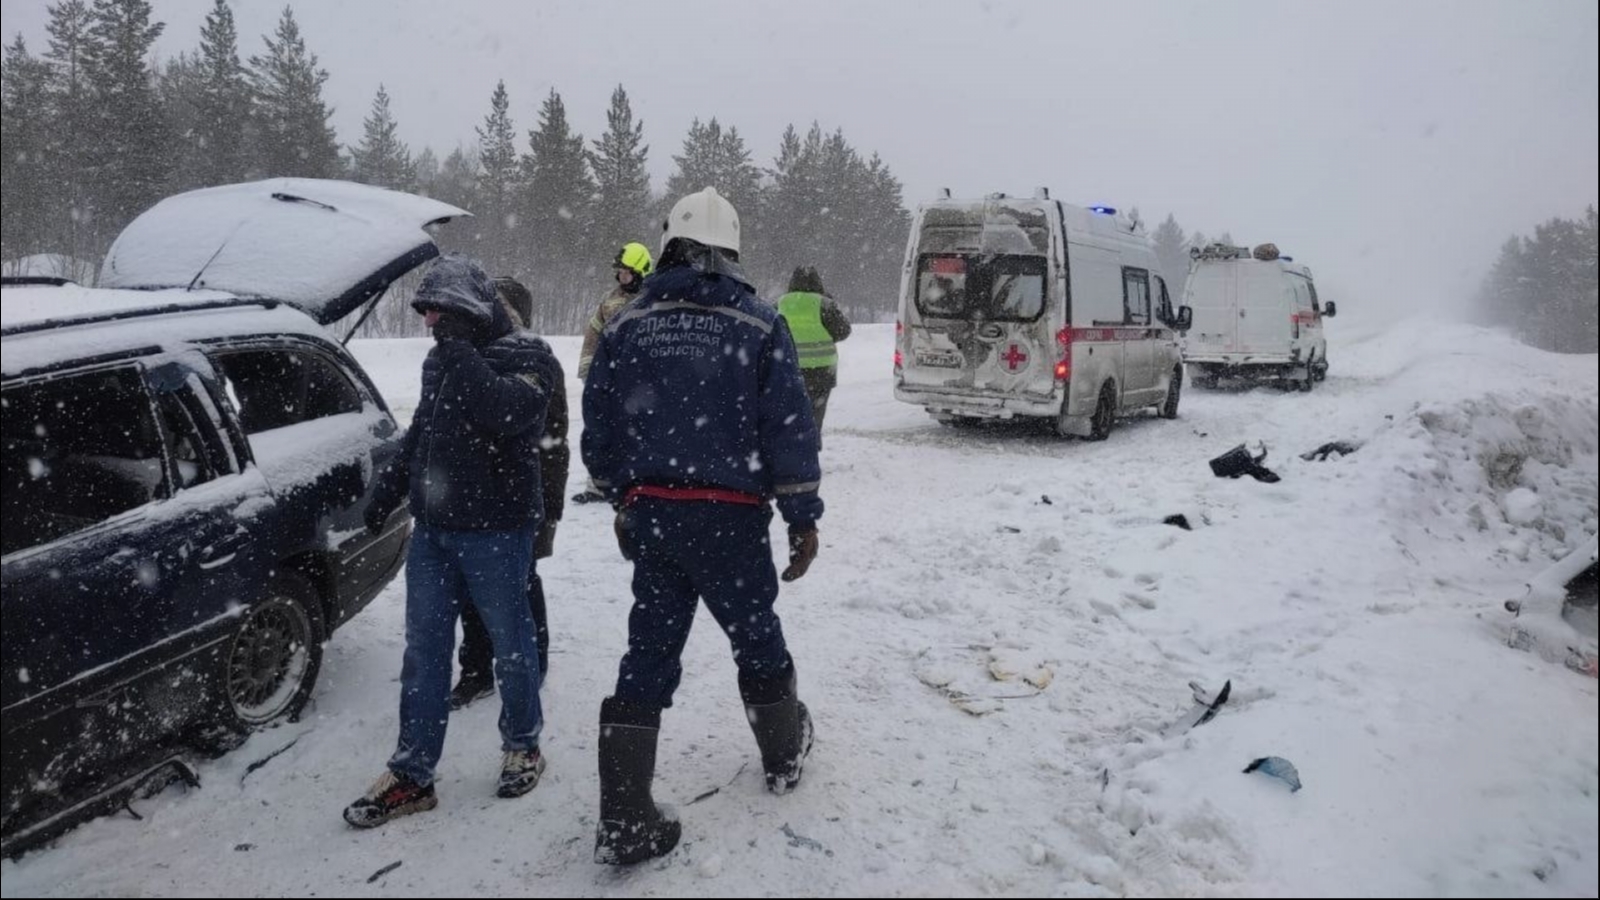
[1089,205,1117,215]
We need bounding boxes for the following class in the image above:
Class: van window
[2,367,167,556]
[916,254,1047,322]
[212,348,364,435]
[1154,275,1174,323]
[1306,281,1322,314]
[1122,268,1152,326]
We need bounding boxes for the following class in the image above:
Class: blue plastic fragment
[1243,756,1303,792]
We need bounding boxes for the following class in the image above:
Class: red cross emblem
[1002,344,1029,371]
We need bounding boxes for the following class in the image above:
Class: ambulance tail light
[1054,327,1074,382]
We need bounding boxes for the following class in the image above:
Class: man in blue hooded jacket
[583,187,824,865]
[344,254,562,828]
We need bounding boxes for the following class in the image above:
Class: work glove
[431,310,478,345]
[781,528,819,582]
[535,522,557,560]
[614,508,636,562]
[364,501,392,535]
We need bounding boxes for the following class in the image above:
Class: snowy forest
[4,0,1594,347]
[1476,206,1600,354]
[0,0,913,334]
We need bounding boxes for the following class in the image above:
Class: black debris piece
[1300,440,1362,462]
[1210,444,1281,483]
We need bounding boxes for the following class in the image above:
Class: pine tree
[587,84,651,257]
[664,117,760,213]
[350,84,415,190]
[192,0,249,186]
[42,0,99,258]
[856,151,910,317]
[157,51,206,192]
[2,36,57,264]
[473,79,518,273]
[432,145,480,214]
[1478,209,1599,354]
[663,117,760,273]
[520,88,594,328]
[1152,213,1189,299]
[249,6,340,178]
[84,0,169,239]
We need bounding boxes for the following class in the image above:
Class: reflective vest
[777,291,838,369]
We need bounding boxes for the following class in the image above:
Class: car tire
[1088,382,1117,441]
[193,573,324,752]
[1298,360,1315,393]
[1159,366,1183,420]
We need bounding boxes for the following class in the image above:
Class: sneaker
[343,771,437,828]
[449,676,494,711]
[498,748,547,798]
[570,489,606,505]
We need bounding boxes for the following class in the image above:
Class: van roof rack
[1190,242,1251,261]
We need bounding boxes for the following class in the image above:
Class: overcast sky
[3,0,1596,312]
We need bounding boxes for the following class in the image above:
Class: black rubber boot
[594,698,681,866]
[739,670,815,795]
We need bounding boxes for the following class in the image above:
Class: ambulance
[1182,242,1336,390]
[893,190,1191,438]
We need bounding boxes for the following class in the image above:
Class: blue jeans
[389,523,542,787]
[614,499,794,709]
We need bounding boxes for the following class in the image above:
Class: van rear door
[1185,262,1239,353]
[1237,264,1293,357]
[902,202,1057,398]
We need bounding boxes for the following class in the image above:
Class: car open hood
[101,178,470,325]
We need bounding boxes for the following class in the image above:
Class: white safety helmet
[662,186,741,256]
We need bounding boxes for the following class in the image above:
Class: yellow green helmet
[615,242,654,278]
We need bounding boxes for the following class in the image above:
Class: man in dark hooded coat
[344,255,562,828]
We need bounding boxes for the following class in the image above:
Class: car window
[212,348,364,436]
[153,379,239,491]
[2,367,167,556]
[1122,268,1152,326]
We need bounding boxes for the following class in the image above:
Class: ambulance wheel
[1314,356,1328,382]
[1159,366,1182,420]
[1088,382,1117,441]
[1297,361,1315,392]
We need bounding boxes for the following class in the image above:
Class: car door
[1151,275,1183,385]
[1120,267,1157,404]
[209,338,405,626]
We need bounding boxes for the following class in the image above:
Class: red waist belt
[625,485,763,506]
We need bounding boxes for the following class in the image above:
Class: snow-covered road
[3,319,1595,897]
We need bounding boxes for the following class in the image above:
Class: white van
[1182,244,1336,391]
[893,191,1192,439]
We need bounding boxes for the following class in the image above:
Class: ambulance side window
[1122,268,1151,326]
[1153,275,1174,323]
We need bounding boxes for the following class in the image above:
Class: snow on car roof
[1,282,240,330]
[1,283,327,377]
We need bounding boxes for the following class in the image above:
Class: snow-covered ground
[3,320,1596,897]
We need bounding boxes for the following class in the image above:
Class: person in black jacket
[450,277,569,709]
[344,255,562,829]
